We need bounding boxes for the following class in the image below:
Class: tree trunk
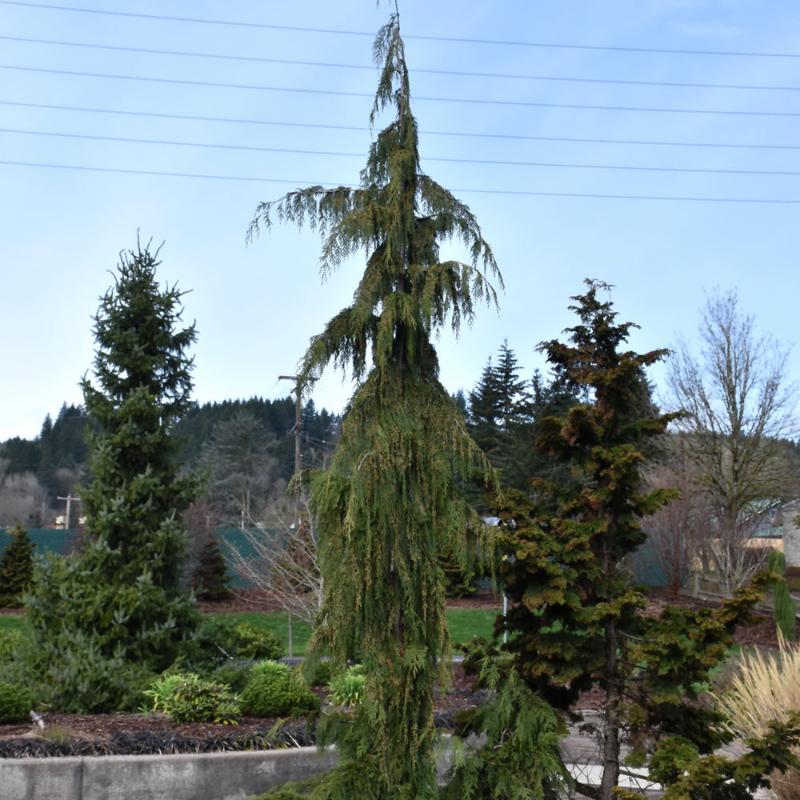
[600,618,621,800]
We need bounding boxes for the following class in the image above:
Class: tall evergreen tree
[249,13,499,799]
[26,241,200,711]
[496,282,800,800]
[468,341,532,489]
[468,357,502,455]
[493,341,528,430]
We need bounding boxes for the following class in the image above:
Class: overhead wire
[2,35,799,92]
[1,4,799,202]
[3,127,800,177]
[1,99,797,151]
[3,64,800,117]
[1,0,799,58]
[2,160,800,204]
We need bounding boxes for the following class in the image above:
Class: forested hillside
[0,396,338,526]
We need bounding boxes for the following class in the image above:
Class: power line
[3,34,800,93]
[2,159,800,204]
[4,64,800,117]
[1,1,798,59]
[3,100,799,152]
[5,127,800,178]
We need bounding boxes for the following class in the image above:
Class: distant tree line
[0,396,338,527]
[174,396,338,480]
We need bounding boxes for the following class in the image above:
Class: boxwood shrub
[0,681,33,722]
[240,661,319,718]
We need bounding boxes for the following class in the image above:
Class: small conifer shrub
[0,526,35,607]
[191,534,230,601]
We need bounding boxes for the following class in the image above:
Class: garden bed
[0,591,787,759]
[0,664,485,759]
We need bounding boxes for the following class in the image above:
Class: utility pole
[278,374,303,659]
[57,494,80,530]
[278,374,303,478]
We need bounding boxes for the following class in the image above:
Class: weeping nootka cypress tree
[248,12,499,799]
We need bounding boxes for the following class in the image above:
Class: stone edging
[0,745,338,800]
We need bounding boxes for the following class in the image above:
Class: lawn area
[0,607,501,657]
[0,615,28,634]
[207,607,500,656]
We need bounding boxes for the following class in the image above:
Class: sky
[1,0,800,440]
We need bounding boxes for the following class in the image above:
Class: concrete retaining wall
[1,746,338,800]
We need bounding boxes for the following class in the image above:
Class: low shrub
[24,632,154,713]
[305,659,332,688]
[328,665,366,707]
[231,624,282,661]
[191,618,282,668]
[0,681,33,722]
[144,672,240,724]
[240,661,319,718]
[0,631,22,665]
[211,661,253,694]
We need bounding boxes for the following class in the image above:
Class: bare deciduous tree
[0,459,48,527]
[644,457,711,595]
[668,290,797,593]
[226,496,322,626]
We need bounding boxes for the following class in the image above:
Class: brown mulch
[0,713,288,743]
[195,588,284,614]
[446,589,502,610]
[0,664,483,757]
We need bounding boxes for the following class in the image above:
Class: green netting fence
[0,527,273,589]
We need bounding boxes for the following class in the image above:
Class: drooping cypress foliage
[249,14,499,799]
[442,642,571,800]
[497,281,799,800]
[0,525,35,607]
[26,242,200,711]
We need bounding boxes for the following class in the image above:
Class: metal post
[278,374,304,661]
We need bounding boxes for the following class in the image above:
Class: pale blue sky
[1,0,799,439]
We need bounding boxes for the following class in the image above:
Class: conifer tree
[192,533,231,602]
[249,12,499,799]
[26,241,200,711]
[468,357,502,455]
[0,525,34,607]
[468,341,534,489]
[496,281,800,800]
